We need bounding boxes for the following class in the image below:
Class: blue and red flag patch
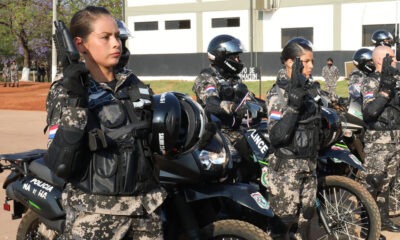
[269,111,282,120]
[48,125,59,139]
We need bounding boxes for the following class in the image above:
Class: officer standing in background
[10,60,19,87]
[2,61,10,87]
[321,57,340,101]
[359,45,400,232]
[265,37,321,239]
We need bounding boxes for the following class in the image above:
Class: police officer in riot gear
[265,37,321,239]
[359,45,400,232]
[193,34,258,180]
[349,48,376,105]
[45,7,166,239]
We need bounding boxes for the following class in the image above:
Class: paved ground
[0,109,399,239]
[0,110,47,239]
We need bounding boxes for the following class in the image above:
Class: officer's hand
[291,58,307,88]
[234,103,248,118]
[380,54,396,96]
[288,87,307,111]
[63,62,89,98]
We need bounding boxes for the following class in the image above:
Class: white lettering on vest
[250,131,268,154]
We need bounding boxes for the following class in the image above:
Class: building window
[362,24,396,46]
[165,20,191,30]
[134,21,158,31]
[281,27,313,48]
[212,17,240,28]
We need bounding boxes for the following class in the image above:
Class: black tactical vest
[274,83,322,159]
[77,74,159,195]
[368,90,400,131]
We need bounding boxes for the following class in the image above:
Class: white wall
[127,0,195,7]
[262,5,334,52]
[202,10,249,52]
[127,13,197,54]
[341,1,400,50]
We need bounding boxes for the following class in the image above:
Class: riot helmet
[371,29,394,47]
[352,48,375,74]
[115,20,132,70]
[320,107,342,149]
[152,92,207,157]
[281,37,313,64]
[207,34,244,76]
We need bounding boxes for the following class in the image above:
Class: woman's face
[285,49,314,79]
[299,50,314,79]
[80,15,122,69]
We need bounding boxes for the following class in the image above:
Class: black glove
[379,54,396,96]
[288,87,307,111]
[291,57,307,88]
[233,102,248,118]
[62,62,89,98]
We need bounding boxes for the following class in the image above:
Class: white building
[125,0,400,79]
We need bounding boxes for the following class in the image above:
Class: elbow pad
[46,126,89,180]
[363,96,388,122]
[269,111,298,147]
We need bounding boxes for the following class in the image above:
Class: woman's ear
[74,37,87,54]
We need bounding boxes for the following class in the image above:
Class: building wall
[125,0,400,78]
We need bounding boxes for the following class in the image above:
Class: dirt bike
[225,94,381,240]
[0,96,272,240]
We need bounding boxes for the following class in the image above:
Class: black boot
[269,215,297,240]
[377,196,400,232]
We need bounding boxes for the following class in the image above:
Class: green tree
[0,0,123,69]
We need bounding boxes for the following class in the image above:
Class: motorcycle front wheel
[201,219,272,240]
[389,169,400,217]
[315,175,381,240]
[17,210,60,240]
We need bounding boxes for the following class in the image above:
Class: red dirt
[0,82,51,111]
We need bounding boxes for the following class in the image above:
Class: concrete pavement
[0,109,399,239]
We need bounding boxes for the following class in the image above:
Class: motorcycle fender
[319,147,365,171]
[7,176,65,220]
[183,183,274,217]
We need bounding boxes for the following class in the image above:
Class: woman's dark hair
[70,6,112,39]
[280,37,313,64]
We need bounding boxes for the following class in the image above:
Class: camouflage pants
[358,141,400,204]
[266,155,317,231]
[61,187,164,240]
[325,83,337,101]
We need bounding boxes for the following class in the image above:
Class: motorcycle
[225,92,381,239]
[0,92,273,240]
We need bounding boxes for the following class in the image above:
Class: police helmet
[320,107,342,149]
[115,20,131,70]
[371,29,394,47]
[352,48,375,74]
[207,34,244,75]
[152,92,206,157]
[285,37,313,49]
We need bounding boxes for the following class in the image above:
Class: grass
[144,80,350,99]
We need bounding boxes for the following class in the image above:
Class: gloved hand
[288,87,306,111]
[62,62,89,98]
[234,102,248,118]
[291,57,307,88]
[379,54,396,96]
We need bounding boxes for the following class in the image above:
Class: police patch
[260,167,269,188]
[250,192,269,209]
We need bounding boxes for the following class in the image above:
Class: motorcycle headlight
[198,147,228,172]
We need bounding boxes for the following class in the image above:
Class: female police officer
[265,38,321,239]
